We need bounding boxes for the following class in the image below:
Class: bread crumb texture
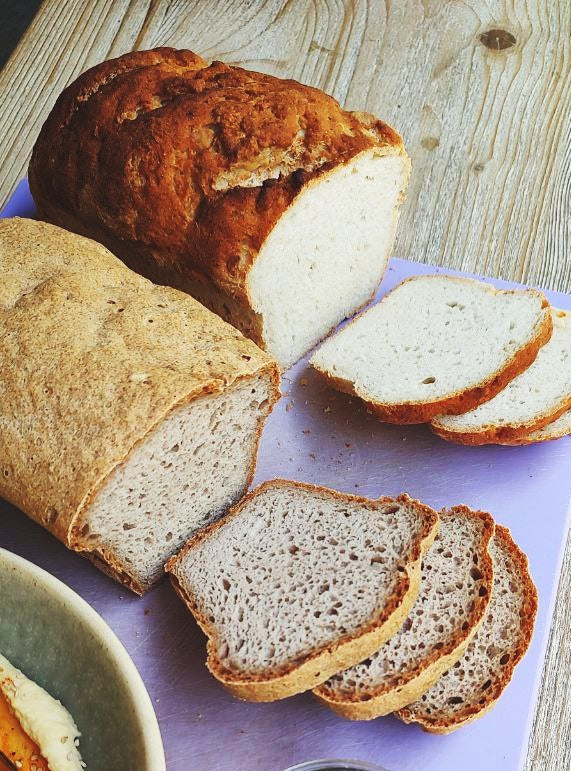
[0,218,278,553]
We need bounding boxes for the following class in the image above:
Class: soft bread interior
[171,485,430,677]
[319,508,492,709]
[247,150,408,370]
[398,528,536,731]
[74,375,272,591]
[433,309,571,434]
[311,276,548,403]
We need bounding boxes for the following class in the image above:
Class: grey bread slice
[166,480,438,702]
[314,506,494,718]
[310,275,552,424]
[432,309,571,445]
[397,525,537,733]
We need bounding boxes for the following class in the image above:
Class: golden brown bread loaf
[29,47,410,369]
[0,217,279,594]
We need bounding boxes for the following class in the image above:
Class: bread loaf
[167,480,438,701]
[0,218,279,594]
[29,47,410,370]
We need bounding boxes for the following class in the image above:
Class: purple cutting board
[2,181,571,771]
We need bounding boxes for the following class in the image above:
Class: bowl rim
[282,760,388,771]
[0,546,166,771]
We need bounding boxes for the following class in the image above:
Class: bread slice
[29,47,410,371]
[397,525,538,733]
[314,506,494,718]
[503,408,571,445]
[310,275,552,424]
[166,480,438,702]
[432,309,571,444]
[0,218,279,594]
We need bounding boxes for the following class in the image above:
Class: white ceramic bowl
[0,547,165,770]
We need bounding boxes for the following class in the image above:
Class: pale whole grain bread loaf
[314,506,494,719]
[310,275,552,423]
[397,525,538,733]
[29,47,410,370]
[432,309,571,444]
[166,480,438,702]
[0,218,279,594]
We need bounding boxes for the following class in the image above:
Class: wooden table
[0,1,569,767]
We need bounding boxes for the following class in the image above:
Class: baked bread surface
[29,47,405,309]
[0,217,278,559]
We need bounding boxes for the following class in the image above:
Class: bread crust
[312,275,553,424]
[431,309,571,444]
[396,524,538,733]
[431,394,571,445]
[29,47,407,356]
[313,506,495,719]
[0,217,280,592]
[496,410,571,446]
[166,481,438,701]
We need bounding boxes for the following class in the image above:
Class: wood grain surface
[0,1,570,768]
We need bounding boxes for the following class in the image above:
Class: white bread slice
[314,506,494,718]
[432,309,571,444]
[505,408,571,445]
[310,275,552,424]
[166,480,438,702]
[397,525,538,733]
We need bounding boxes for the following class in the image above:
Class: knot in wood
[479,29,517,51]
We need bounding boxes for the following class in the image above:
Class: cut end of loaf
[72,374,275,593]
[247,149,410,370]
[167,480,437,701]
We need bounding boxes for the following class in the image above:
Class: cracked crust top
[29,47,405,303]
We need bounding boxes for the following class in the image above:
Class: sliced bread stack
[398,525,538,732]
[314,506,495,718]
[310,274,571,445]
[432,309,571,444]
[167,480,438,701]
[166,480,537,733]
